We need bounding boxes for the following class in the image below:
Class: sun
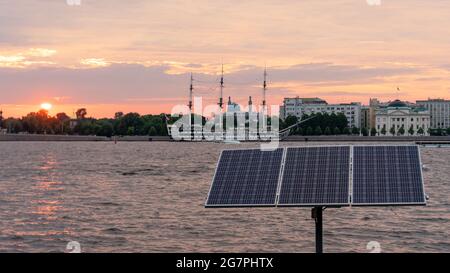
[40,102,53,111]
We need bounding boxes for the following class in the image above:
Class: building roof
[388,99,408,108]
[285,97,327,104]
[416,98,450,103]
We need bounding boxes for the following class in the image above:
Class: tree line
[0,109,173,137]
[282,113,450,136]
[1,109,450,137]
[281,113,359,135]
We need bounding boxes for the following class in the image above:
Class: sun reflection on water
[29,152,66,224]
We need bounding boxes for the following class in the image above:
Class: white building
[281,97,361,128]
[375,100,430,136]
[416,99,450,129]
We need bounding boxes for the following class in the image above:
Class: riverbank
[1,133,450,142]
[284,135,450,142]
[0,134,169,142]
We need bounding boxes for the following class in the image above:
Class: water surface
[0,142,448,252]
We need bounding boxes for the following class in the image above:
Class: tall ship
[166,66,306,142]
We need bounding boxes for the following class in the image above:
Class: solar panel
[278,146,351,207]
[205,148,284,207]
[352,145,426,206]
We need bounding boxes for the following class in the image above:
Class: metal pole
[312,206,323,253]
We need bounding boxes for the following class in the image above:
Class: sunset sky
[1,0,450,118]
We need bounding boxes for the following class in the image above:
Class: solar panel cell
[278,146,351,206]
[352,145,425,205]
[205,148,284,207]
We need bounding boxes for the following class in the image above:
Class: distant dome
[388,99,407,107]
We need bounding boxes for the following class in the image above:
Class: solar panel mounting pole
[312,206,323,253]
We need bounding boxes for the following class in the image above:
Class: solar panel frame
[205,148,285,208]
[351,145,427,207]
[277,145,352,207]
[205,145,427,209]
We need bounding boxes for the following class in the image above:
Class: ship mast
[219,63,224,109]
[262,66,267,112]
[188,73,193,111]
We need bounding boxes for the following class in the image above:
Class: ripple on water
[0,142,448,252]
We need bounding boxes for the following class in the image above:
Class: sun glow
[40,103,53,111]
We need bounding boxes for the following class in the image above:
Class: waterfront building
[416,99,450,129]
[368,98,387,130]
[375,99,430,136]
[281,97,361,128]
[361,106,370,130]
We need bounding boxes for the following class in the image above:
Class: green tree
[73,119,99,135]
[370,127,377,136]
[127,126,135,135]
[324,126,332,135]
[21,110,51,134]
[361,127,368,136]
[97,120,114,137]
[408,125,415,136]
[351,127,359,135]
[284,115,299,129]
[3,118,23,133]
[314,126,322,135]
[398,125,405,136]
[381,125,387,136]
[117,113,144,135]
[417,127,424,135]
[333,127,341,135]
[343,127,350,135]
[114,112,124,119]
[56,112,71,134]
[148,127,157,136]
[76,108,87,119]
[389,125,396,136]
[56,112,70,122]
[336,113,348,130]
[446,127,450,135]
[306,126,313,136]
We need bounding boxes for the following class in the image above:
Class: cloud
[0,55,26,67]
[0,48,57,68]
[26,48,57,57]
[80,58,110,67]
[225,62,419,85]
[0,61,422,106]
[299,90,408,97]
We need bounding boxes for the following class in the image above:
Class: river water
[0,142,448,253]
